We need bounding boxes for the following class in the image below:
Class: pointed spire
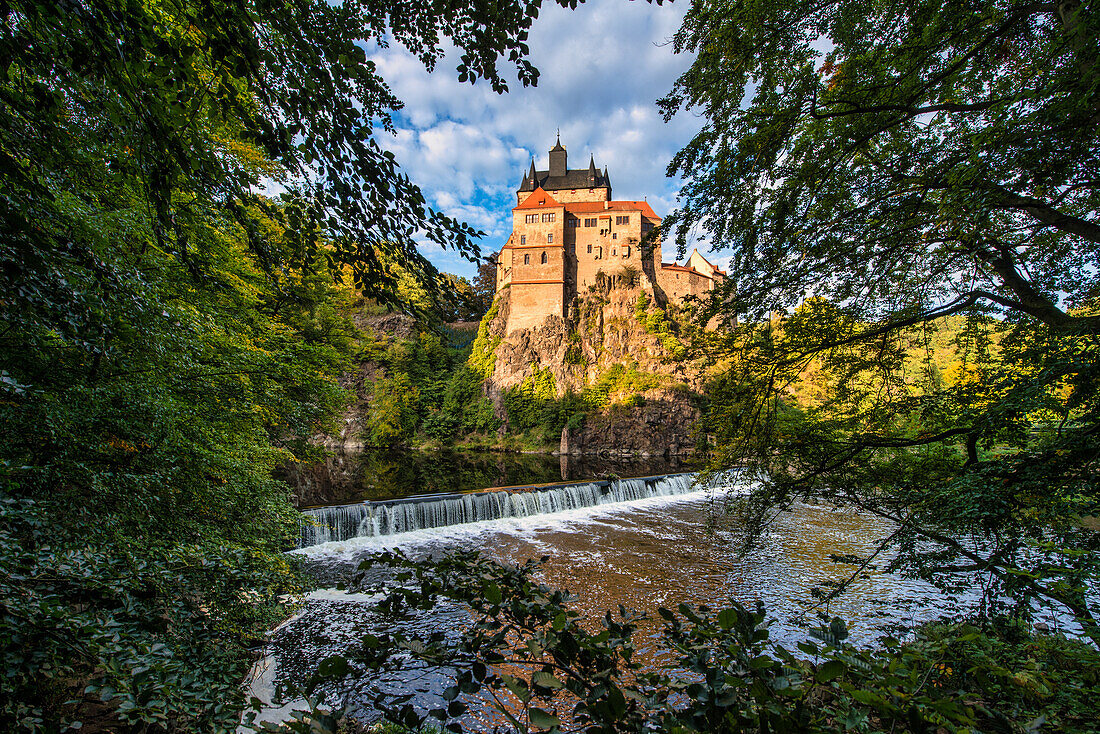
[588,154,597,178]
[519,158,538,192]
[550,129,565,152]
[602,165,611,186]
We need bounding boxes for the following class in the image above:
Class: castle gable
[515,187,561,210]
[520,169,610,193]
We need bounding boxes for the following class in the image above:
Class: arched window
[524,254,530,265]
[541,251,547,264]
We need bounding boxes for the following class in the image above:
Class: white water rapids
[298,472,705,547]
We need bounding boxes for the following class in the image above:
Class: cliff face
[484,283,704,456]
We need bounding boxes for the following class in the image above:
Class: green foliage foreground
[284,551,1100,734]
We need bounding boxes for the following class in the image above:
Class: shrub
[467,300,501,379]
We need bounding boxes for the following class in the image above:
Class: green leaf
[532,671,563,689]
[817,659,845,682]
[529,707,560,729]
[484,582,502,605]
[718,607,738,630]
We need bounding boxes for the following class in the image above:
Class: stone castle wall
[498,140,723,335]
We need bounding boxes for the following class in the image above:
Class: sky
[370,0,703,280]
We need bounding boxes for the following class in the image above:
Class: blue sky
[371,0,704,280]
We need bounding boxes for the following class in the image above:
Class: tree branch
[987,182,1100,245]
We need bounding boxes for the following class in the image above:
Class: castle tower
[516,139,611,204]
[549,132,567,177]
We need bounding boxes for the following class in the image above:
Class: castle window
[542,212,555,222]
[524,254,530,264]
[642,221,653,233]
[612,248,617,256]
[520,235,526,245]
[525,214,538,223]
[541,251,547,264]
[567,217,579,227]
[587,244,592,254]
[547,234,554,244]
[616,215,629,225]
[584,218,597,227]
[624,246,631,257]
[612,233,618,240]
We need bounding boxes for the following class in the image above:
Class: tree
[0,0,610,729]
[662,0,1100,640]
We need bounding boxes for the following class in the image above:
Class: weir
[298,472,710,548]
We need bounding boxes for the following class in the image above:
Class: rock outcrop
[484,282,705,455]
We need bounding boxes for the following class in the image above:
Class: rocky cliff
[482,280,706,456]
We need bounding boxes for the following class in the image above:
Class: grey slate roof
[518,167,609,193]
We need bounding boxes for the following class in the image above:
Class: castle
[495,136,725,331]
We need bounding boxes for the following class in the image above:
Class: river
[247,469,1025,728]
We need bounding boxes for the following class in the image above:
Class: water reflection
[283,448,697,508]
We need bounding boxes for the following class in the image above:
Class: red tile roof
[513,187,561,210]
[562,200,661,219]
[661,263,712,279]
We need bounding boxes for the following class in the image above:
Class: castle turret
[549,133,567,178]
[515,136,610,205]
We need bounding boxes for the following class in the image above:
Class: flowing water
[250,472,1043,728]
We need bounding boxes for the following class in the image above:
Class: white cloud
[371,0,701,277]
